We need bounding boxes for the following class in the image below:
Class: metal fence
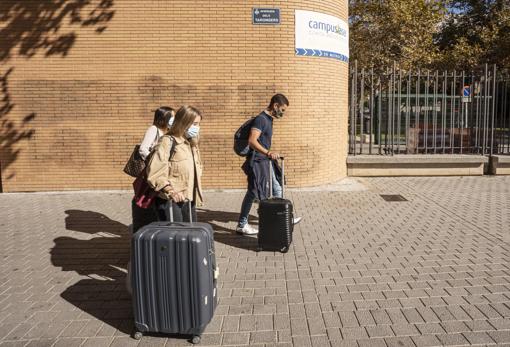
[349,61,510,156]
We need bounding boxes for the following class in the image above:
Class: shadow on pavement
[50,209,133,335]
[197,208,259,251]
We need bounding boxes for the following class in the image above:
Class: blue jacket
[242,152,282,200]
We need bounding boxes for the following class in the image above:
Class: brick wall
[0,0,349,192]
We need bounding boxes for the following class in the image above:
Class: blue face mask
[186,125,200,138]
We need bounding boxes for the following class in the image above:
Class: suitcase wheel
[280,246,289,253]
[191,335,201,344]
[133,331,143,340]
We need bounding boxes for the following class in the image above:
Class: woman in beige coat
[146,105,204,222]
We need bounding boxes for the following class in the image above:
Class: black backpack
[233,117,255,157]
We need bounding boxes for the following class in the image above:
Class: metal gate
[349,61,510,156]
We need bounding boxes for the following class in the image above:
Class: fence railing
[349,61,510,156]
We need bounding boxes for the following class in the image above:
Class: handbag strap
[168,135,177,161]
[155,127,160,142]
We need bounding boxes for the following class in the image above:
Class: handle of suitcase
[269,156,285,199]
[167,199,193,223]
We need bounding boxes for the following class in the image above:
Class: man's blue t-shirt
[251,111,273,151]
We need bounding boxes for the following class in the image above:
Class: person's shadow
[196,208,259,251]
[50,210,133,335]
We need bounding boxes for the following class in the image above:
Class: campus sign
[295,10,349,62]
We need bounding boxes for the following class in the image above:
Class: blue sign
[295,48,349,62]
[253,8,280,25]
[463,86,471,97]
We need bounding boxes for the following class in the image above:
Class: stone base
[489,155,510,175]
[347,155,488,177]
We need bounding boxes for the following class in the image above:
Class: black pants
[153,197,197,223]
[131,198,158,233]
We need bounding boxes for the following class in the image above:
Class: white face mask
[168,116,175,127]
[186,125,200,138]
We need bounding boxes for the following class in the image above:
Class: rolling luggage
[131,202,218,344]
[257,157,294,253]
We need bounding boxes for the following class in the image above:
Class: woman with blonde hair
[146,105,204,222]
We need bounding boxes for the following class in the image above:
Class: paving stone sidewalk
[0,176,509,347]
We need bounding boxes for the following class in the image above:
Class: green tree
[437,0,510,69]
[349,0,446,71]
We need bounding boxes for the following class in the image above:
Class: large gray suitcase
[131,202,218,344]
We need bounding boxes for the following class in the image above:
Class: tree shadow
[50,209,133,335]
[0,68,36,186]
[0,0,115,62]
[0,0,115,188]
[197,208,260,251]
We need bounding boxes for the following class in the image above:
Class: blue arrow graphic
[296,48,349,62]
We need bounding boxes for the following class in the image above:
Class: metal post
[350,62,357,155]
[474,71,480,153]
[433,71,438,153]
[391,63,396,154]
[424,71,430,153]
[502,78,507,153]
[483,64,489,154]
[370,68,374,154]
[442,70,447,153]
[460,71,465,154]
[455,72,458,130]
[360,68,365,154]
[416,70,421,153]
[378,76,382,154]
[392,63,396,154]
[491,64,497,155]
[386,67,391,153]
[406,70,411,154]
[450,70,456,153]
[496,76,503,155]
[504,79,509,153]
[397,68,402,153]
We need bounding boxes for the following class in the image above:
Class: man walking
[236,93,302,235]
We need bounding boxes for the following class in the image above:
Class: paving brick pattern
[0,176,509,346]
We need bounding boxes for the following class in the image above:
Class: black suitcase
[257,157,294,253]
[131,202,218,344]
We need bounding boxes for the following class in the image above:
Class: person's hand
[267,151,280,160]
[170,191,186,203]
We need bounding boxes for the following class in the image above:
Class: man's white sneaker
[292,217,302,225]
[236,223,259,235]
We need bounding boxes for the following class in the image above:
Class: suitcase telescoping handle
[167,199,193,223]
[269,156,285,199]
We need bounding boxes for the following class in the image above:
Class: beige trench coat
[146,135,204,206]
